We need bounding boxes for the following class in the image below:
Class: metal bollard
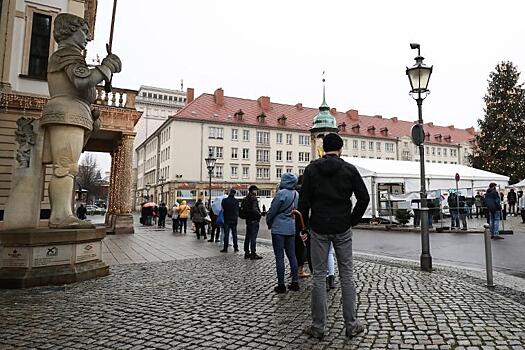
[483,223,494,288]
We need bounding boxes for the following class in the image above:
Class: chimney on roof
[330,107,337,115]
[258,96,270,111]
[466,127,476,135]
[186,87,194,103]
[295,103,303,110]
[391,117,398,122]
[374,115,382,119]
[448,125,454,129]
[346,109,359,120]
[214,88,224,106]
[427,122,433,127]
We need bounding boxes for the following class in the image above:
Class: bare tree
[77,154,101,203]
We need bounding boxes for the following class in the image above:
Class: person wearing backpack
[266,172,299,293]
[241,185,263,260]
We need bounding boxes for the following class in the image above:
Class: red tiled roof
[173,91,476,145]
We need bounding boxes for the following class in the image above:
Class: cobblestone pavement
[1,251,525,349]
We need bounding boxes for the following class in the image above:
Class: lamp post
[406,43,433,272]
[145,183,151,202]
[158,176,166,204]
[205,155,217,211]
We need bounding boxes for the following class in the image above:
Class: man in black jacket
[299,133,370,340]
[220,189,240,252]
[241,185,263,260]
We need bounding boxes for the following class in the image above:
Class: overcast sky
[84,0,525,172]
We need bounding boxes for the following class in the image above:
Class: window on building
[256,131,270,145]
[214,165,223,178]
[256,167,270,179]
[276,133,283,144]
[286,134,292,145]
[276,167,283,179]
[431,147,435,156]
[361,141,366,150]
[209,127,224,139]
[376,142,381,151]
[426,147,430,155]
[27,13,52,79]
[385,143,394,153]
[369,141,374,150]
[208,146,223,159]
[353,140,358,149]
[443,148,447,156]
[286,151,292,162]
[437,148,441,156]
[286,168,293,173]
[231,166,238,178]
[242,148,249,160]
[243,129,250,141]
[298,152,310,162]
[299,135,310,145]
[344,139,348,150]
[231,147,238,159]
[256,149,270,162]
[242,166,249,178]
[231,128,238,141]
[276,150,282,161]
[299,168,305,175]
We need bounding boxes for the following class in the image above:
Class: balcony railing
[95,86,138,109]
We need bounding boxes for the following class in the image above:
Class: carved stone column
[107,134,134,234]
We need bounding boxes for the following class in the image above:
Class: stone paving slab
[1,252,524,349]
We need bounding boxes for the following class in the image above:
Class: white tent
[342,157,509,218]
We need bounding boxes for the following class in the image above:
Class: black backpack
[239,197,248,219]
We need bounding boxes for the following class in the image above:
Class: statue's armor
[41,47,97,131]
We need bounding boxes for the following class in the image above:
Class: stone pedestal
[0,227,109,288]
[107,213,134,234]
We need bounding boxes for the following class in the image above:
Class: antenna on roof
[181,79,184,91]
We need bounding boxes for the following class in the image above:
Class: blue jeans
[489,211,500,236]
[271,234,298,285]
[223,221,238,250]
[244,221,259,254]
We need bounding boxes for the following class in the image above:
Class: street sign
[411,124,425,146]
[455,173,460,182]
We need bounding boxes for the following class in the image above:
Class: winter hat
[323,133,344,152]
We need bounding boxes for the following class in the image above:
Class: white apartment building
[135,88,476,207]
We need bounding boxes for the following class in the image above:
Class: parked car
[85,205,106,215]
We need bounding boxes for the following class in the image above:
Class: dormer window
[380,127,388,136]
[257,112,267,123]
[338,122,346,132]
[425,132,430,142]
[234,109,244,121]
[351,123,360,133]
[434,134,442,142]
[367,125,376,134]
[444,135,452,143]
[277,114,286,125]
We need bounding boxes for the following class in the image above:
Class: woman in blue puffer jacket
[266,172,299,293]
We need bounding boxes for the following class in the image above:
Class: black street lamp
[158,176,166,204]
[145,183,151,202]
[205,155,217,210]
[406,43,433,272]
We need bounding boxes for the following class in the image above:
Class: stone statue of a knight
[41,13,121,229]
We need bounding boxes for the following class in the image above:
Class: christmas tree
[470,61,525,184]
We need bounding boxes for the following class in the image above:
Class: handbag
[216,210,224,226]
[204,214,212,223]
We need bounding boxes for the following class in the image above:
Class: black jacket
[507,191,517,204]
[221,195,239,224]
[158,205,168,218]
[242,193,261,222]
[298,155,370,234]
